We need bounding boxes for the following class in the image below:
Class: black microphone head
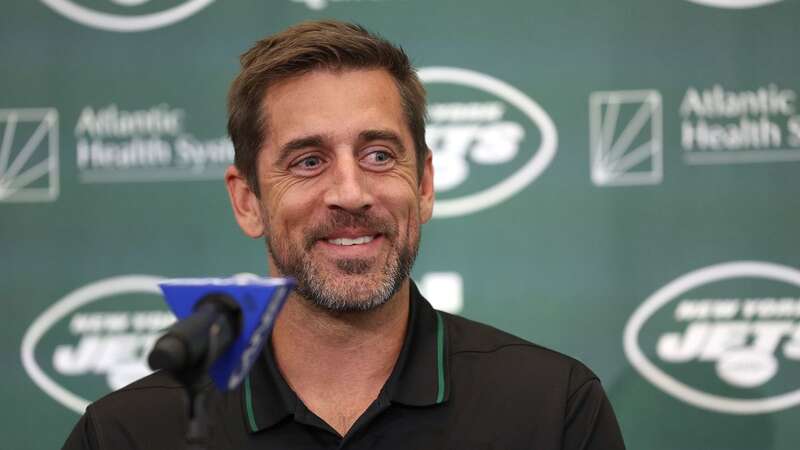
[148,334,188,372]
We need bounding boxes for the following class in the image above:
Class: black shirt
[63,283,625,450]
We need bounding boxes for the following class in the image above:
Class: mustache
[304,210,397,250]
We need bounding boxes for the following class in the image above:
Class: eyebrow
[359,129,407,156]
[275,134,325,166]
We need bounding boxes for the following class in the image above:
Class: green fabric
[435,310,445,404]
[244,375,258,432]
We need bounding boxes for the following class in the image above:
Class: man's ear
[419,149,435,223]
[225,165,266,238]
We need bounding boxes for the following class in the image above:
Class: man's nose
[323,156,373,212]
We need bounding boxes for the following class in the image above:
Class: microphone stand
[179,370,211,450]
[148,293,242,450]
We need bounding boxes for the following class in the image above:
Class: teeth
[327,236,374,246]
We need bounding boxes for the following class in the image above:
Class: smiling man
[228,67,428,316]
[63,20,625,450]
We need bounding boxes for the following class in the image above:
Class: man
[64,20,625,449]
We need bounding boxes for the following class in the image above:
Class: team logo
[420,67,557,218]
[589,91,662,186]
[685,0,783,8]
[624,261,800,414]
[40,0,214,32]
[0,108,59,203]
[21,275,174,413]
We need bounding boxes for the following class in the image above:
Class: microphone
[148,293,241,376]
[148,275,294,391]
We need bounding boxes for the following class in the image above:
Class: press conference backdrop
[2,0,799,448]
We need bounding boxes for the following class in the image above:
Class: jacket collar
[240,280,450,433]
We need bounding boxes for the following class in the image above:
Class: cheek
[264,182,319,235]
[377,184,421,232]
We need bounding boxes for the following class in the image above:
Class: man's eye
[296,156,321,169]
[365,150,393,165]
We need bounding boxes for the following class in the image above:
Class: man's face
[244,68,433,312]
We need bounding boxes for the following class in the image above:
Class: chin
[299,273,404,313]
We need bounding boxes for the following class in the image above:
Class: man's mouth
[326,235,376,246]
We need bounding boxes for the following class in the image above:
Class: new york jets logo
[419,67,557,218]
[624,261,800,414]
[40,0,214,32]
[21,276,174,413]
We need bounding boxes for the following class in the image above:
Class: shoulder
[87,370,187,414]
[78,371,191,449]
[434,312,626,449]
[440,311,599,392]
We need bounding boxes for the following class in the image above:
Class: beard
[266,209,420,313]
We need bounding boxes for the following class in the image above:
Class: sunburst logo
[0,108,58,203]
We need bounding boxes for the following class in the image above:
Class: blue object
[158,275,294,391]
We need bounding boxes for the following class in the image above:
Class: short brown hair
[227,20,428,196]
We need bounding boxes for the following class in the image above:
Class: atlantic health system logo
[589,90,663,186]
[624,261,800,414]
[420,67,557,218]
[74,103,233,183]
[40,0,214,32]
[680,84,800,165]
[0,108,59,203]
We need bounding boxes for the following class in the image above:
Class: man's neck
[270,281,410,436]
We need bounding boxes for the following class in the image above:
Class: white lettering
[53,335,102,375]
[675,299,740,321]
[52,334,158,376]
[751,322,795,354]
[429,102,505,122]
[76,138,172,170]
[427,122,524,192]
[174,136,234,168]
[70,313,129,334]
[680,85,795,119]
[782,325,800,359]
[657,321,800,364]
[470,122,524,164]
[787,116,800,147]
[657,322,711,362]
[131,311,175,332]
[742,298,800,319]
[75,104,184,138]
[681,117,782,151]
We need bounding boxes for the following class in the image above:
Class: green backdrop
[2,0,800,449]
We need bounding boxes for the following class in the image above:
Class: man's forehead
[259,68,410,151]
